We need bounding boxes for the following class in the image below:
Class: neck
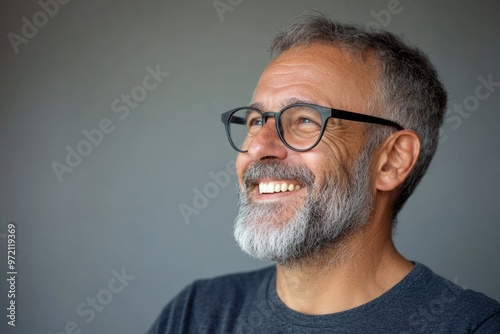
[275,217,414,315]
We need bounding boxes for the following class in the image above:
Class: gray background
[0,0,499,333]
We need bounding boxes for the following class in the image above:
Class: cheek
[319,129,361,168]
[302,142,353,190]
[298,151,332,186]
[321,131,349,156]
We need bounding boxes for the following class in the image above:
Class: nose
[246,118,288,161]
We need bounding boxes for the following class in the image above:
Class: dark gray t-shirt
[147,263,500,333]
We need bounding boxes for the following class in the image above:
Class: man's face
[234,43,380,265]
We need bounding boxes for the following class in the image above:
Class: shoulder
[401,262,500,333]
[409,263,499,310]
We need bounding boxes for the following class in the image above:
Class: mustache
[242,161,315,189]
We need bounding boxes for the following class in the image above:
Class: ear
[374,130,420,192]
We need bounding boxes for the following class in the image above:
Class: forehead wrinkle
[276,45,377,87]
[252,72,321,110]
[264,63,324,84]
[250,97,316,111]
[270,48,355,79]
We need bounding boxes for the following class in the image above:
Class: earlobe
[375,130,420,192]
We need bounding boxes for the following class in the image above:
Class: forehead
[252,43,380,112]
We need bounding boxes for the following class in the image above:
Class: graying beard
[233,148,373,267]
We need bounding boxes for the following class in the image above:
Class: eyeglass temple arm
[330,108,404,130]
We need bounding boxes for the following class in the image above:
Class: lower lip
[251,187,306,202]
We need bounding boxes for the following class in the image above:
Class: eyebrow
[249,97,317,111]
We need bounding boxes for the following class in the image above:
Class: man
[148,13,500,333]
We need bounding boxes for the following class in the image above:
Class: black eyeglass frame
[221,103,404,153]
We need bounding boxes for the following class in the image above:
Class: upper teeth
[259,182,301,194]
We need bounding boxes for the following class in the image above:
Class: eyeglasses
[221,103,404,152]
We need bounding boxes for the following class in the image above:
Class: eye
[248,117,263,127]
[282,106,322,128]
[295,114,321,128]
[244,110,263,128]
[298,117,316,124]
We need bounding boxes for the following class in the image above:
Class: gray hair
[270,12,447,220]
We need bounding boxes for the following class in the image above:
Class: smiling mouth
[258,181,302,194]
